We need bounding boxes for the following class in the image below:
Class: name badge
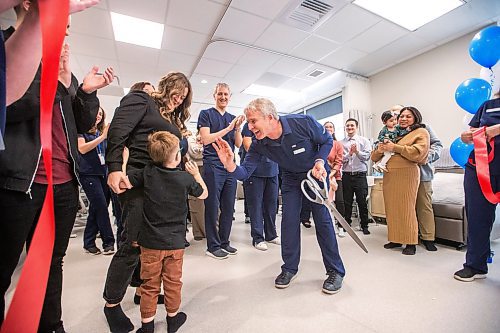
[98,153,106,165]
[293,148,305,155]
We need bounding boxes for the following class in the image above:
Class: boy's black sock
[167,312,187,333]
[134,294,165,305]
[136,320,154,333]
[104,304,134,333]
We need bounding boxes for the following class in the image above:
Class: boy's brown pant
[139,247,184,318]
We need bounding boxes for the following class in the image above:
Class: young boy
[372,111,407,173]
[127,131,208,333]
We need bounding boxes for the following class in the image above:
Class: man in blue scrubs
[213,98,345,294]
[197,83,244,259]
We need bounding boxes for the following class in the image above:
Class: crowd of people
[0,1,498,333]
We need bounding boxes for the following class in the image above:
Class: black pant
[0,181,78,333]
[342,174,369,228]
[102,187,142,304]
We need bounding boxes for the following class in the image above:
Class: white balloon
[462,113,474,131]
[479,63,500,96]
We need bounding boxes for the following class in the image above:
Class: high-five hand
[212,138,236,172]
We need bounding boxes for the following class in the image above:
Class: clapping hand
[82,66,114,94]
[212,138,236,171]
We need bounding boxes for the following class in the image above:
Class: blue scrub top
[234,114,332,180]
[197,107,236,166]
[468,97,500,175]
[241,122,278,177]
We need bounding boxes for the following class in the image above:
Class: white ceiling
[1,0,499,125]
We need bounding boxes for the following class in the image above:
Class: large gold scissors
[300,170,368,253]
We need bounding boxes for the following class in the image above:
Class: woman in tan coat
[371,106,430,255]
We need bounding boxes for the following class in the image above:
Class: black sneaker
[362,227,370,235]
[422,240,438,251]
[383,242,402,249]
[103,246,115,255]
[167,312,187,333]
[322,270,343,294]
[221,245,238,255]
[244,216,251,224]
[85,246,102,255]
[205,249,229,260]
[454,267,487,282]
[402,245,416,255]
[274,271,296,289]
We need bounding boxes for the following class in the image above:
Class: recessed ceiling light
[242,84,295,99]
[353,0,465,31]
[201,79,208,84]
[110,12,164,49]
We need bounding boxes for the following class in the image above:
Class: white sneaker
[338,228,346,238]
[254,242,268,251]
[268,236,281,245]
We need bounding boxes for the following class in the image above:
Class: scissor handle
[301,179,324,205]
[307,170,328,194]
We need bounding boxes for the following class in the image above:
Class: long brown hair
[89,107,106,134]
[151,72,192,134]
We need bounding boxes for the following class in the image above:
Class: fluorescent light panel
[110,12,164,49]
[353,0,465,31]
[242,84,296,99]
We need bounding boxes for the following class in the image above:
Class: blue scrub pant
[246,175,278,244]
[281,172,345,276]
[464,164,499,273]
[203,163,237,252]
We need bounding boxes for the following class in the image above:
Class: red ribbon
[473,126,500,204]
[0,1,68,332]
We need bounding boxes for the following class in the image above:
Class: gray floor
[8,200,500,333]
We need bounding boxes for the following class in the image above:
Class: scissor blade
[324,201,368,253]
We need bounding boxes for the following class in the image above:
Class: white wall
[369,30,484,146]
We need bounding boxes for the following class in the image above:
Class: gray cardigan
[419,125,443,182]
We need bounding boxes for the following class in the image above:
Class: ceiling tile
[320,46,367,70]
[230,0,290,20]
[67,34,117,59]
[167,0,227,34]
[93,0,109,10]
[268,57,312,77]
[237,49,281,72]
[314,4,380,44]
[157,50,197,75]
[203,41,248,64]
[254,72,291,86]
[119,62,159,88]
[163,27,208,56]
[70,7,114,39]
[224,64,264,93]
[290,35,339,62]
[214,8,271,44]
[280,78,311,92]
[195,58,234,77]
[253,22,309,54]
[108,0,168,23]
[115,42,160,66]
[347,20,408,53]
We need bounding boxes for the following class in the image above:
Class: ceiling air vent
[278,0,342,32]
[307,69,325,78]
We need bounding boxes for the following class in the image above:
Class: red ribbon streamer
[0,1,68,332]
[473,126,500,204]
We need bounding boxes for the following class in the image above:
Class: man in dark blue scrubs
[197,83,244,260]
[213,98,345,294]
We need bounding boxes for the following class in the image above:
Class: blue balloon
[450,137,474,168]
[469,26,500,68]
[455,78,492,114]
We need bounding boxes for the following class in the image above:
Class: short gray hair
[244,98,278,119]
[213,82,231,95]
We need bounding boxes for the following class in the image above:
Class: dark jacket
[0,68,99,193]
[106,90,183,173]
